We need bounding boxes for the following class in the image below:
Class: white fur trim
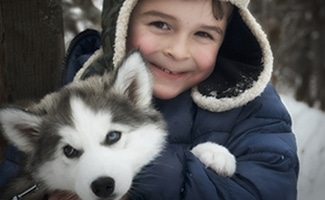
[74,0,139,82]
[192,7,273,112]
[74,48,104,81]
[113,0,139,67]
[221,0,249,8]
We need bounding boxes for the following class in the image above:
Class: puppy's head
[0,51,167,200]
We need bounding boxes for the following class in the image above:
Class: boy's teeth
[159,66,174,74]
[163,68,172,74]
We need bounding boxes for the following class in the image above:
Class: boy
[3,0,299,199]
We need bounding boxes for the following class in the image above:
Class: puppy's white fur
[191,142,236,177]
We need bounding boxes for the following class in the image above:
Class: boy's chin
[153,87,185,100]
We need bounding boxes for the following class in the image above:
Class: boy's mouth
[157,66,175,74]
[151,63,181,75]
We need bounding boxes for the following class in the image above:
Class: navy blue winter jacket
[144,85,299,200]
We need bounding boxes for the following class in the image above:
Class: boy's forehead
[136,0,213,8]
[134,0,232,20]
[135,0,215,16]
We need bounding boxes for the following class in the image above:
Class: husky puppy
[0,51,167,200]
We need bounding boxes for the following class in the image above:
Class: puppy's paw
[191,142,236,177]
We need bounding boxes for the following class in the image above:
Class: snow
[281,95,325,200]
[93,0,103,10]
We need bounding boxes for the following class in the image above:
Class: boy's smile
[151,62,180,76]
[127,0,229,99]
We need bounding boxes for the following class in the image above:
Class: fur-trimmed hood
[74,0,273,112]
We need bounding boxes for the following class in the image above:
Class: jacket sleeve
[0,145,24,189]
[129,85,299,200]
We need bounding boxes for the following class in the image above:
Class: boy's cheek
[127,29,159,55]
[193,49,219,71]
[133,37,158,56]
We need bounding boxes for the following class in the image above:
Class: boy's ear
[0,107,43,153]
[112,50,153,108]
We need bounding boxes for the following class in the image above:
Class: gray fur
[0,51,166,200]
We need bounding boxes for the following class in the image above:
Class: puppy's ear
[0,107,42,153]
[113,50,153,108]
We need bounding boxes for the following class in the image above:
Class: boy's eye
[196,31,213,40]
[150,21,169,30]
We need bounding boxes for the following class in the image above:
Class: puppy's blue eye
[63,145,80,158]
[106,131,121,145]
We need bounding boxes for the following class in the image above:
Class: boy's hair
[212,1,234,21]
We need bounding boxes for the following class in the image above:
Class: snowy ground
[281,95,325,200]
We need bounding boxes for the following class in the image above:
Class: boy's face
[128,0,229,99]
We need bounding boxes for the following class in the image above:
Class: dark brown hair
[212,0,233,21]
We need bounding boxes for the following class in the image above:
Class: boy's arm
[131,136,297,200]
[0,145,24,188]
[129,86,299,200]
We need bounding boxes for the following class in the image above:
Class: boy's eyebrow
[200,25,224,35]
[141,10,176,21]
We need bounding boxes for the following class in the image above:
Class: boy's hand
[48,191,81,200]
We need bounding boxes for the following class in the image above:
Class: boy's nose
[163,36,190,60]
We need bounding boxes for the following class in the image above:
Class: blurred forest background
[61,0,325,110]
[250,0,325,111]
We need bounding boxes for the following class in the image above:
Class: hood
[74,0,273,112]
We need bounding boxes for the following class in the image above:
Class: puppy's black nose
[91,177,115,198]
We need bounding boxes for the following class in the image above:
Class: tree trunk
[0,0,64,160]
[312,0,325,110]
